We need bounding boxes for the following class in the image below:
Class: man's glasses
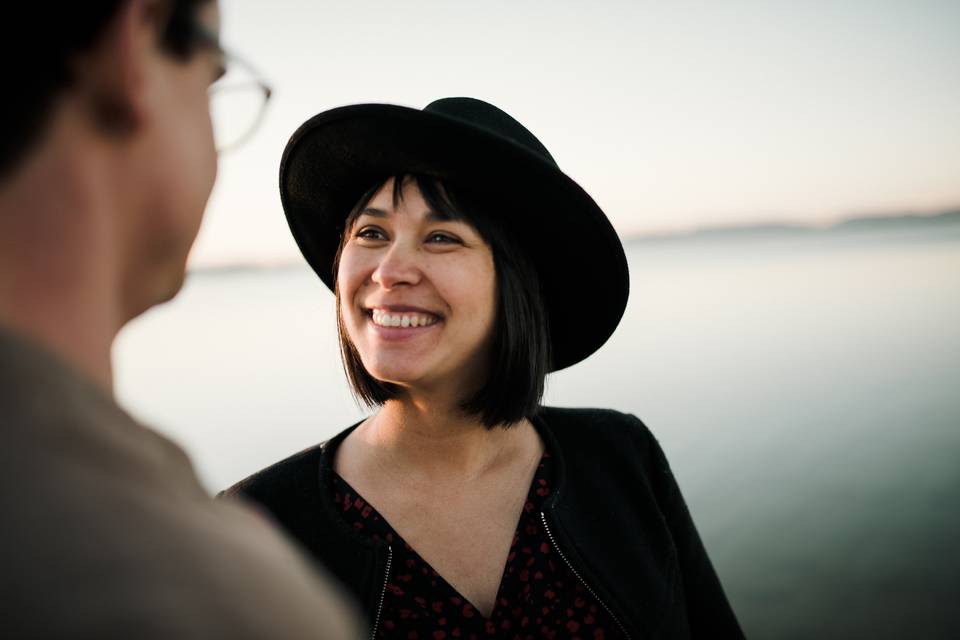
[193,25,273,153]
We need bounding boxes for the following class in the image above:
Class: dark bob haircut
[333,174,551,429]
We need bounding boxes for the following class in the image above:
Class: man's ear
[72,0,169,136]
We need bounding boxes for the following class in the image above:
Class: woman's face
[337,178,497,398]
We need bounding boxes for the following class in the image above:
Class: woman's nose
[371,242,422,289]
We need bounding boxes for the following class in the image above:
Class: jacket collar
[316,421,386,552]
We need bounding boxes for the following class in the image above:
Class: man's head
[2,0,222,320]
[3,1,216,177]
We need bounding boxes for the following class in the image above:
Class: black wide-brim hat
[280,97,629,371]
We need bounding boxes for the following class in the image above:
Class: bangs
[343,174,471,234]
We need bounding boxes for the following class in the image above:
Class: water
[115,224,960,638]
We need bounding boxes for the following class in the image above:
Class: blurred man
[0,1,359,637]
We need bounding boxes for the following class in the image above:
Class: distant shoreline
[189,207,960,276]
[625,208,960,244]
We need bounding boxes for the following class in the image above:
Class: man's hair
[1,0,208,179]
[333,174,552,429]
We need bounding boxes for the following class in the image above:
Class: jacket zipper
[370,545,393,640]
[540,511,632,640]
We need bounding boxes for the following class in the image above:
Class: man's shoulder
[0,327,198,489]
[0,401,360,638]
[0,331,361,638]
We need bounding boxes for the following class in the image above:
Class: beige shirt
[0,329,361,638]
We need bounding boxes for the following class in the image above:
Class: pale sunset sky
[191,0,960,266]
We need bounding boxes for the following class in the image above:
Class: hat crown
[424,97,558,168]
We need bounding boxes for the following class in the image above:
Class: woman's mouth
[369,309,441,328]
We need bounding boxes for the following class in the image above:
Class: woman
[226,98,743,639]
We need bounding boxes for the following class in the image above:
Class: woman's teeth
[371,310,438,328]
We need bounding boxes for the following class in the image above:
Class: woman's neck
[355,397,534,482]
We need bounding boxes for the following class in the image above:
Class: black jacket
[224,407,743,639]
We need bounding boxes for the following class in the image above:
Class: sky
[191,0,960,267]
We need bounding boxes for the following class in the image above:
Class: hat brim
[280,103,629,371]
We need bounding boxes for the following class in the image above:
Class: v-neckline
[331,452,548,621]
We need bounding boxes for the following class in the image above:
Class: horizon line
[188,206,960,275]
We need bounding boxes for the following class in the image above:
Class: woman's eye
[355,227,387,241]
[427,232,461,244]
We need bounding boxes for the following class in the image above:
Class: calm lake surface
[115,222,960,638]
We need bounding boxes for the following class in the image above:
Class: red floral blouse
[332,452,627,639]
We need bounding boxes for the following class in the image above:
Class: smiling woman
[224,97,744,639]
[335,174,549,427]
[337,176,498,414]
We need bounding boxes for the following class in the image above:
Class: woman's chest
[348,475,532,615]
[331,454,627,638]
